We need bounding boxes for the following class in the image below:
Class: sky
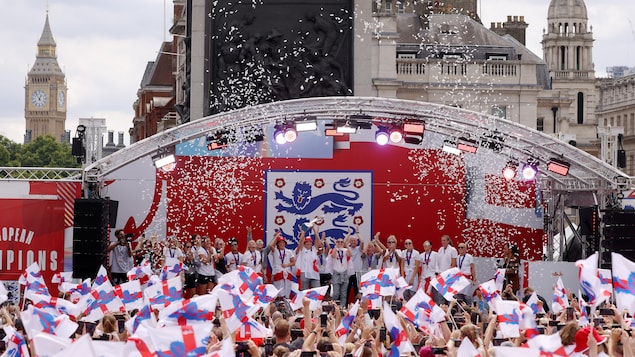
[0,0,634,146]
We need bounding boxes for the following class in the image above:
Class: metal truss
[84,96,632,195]
[0,167,82,181]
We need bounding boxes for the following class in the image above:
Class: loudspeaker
[603,210,635,225]
[617,149,626,169]
[578,206,598,236]
[73,199,111,280]
[71,137,84,156]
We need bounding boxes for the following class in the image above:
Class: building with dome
[24,12,67,144]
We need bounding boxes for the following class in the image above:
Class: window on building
[492,105,507,119]
[560,46,566,70]
[384,1,392,13]
[487,55,507,61]
[576,46,581,70]
[396,1,405,13]
[398,53,416,59]
[577,92,584,124]
[537,117,544,131]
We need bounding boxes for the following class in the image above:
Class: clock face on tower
[31,90,47,108]
[58,91,65,107]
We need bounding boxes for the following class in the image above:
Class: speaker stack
[600,210,635,269]
[72,198,118,280]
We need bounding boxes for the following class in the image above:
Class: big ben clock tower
[24,11,67,143]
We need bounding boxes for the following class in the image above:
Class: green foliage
[0,134,79,168]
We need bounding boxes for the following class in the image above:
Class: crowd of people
[0,226,633,357]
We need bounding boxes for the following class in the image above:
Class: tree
[5,135,80,168]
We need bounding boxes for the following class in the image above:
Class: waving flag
[3,330,30,357]
[22,305,78,339]
[383,301,414,356]
[477,279,503,312]
[493,347,539,357]
[113,279,143,312]
[576,252,610,308]
[527,333,568,356]
[360,269,398,297]
[551,277,569,314]
[335,300,359,346]
[494,268,506,295]
[526,292,541,315]
[235,319,273,342]
[456,336,481,357]
[598,268,613,297]
[51,333,97,357]
[217,265,263,301]
[79,279,125,322]
[496,300,521,338]
[60,278,91,304]
[399,288,445,326]
[26,291,81,319]
[578,289,589,327]
[0,282,8,305]
[31,332,71,357]
[143,276,183,308]
[51,272,73,285]
[91,265,109,288]
[252,284,280,305]
[21,262,50,297]
[611,252,635,314]
[432,268,471,301]
[160,257,184,281]
[290,285,330,311]
[157,294,217,327]
[127,261,153,287]
[125,303,157,334]
[394,276,412,301]
[217,289,261,334]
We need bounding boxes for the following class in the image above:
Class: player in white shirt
[241,239,262,273]
[162,237,185,263]
[379,234,401,271]
[400,238,420,301]
[437,234,457,272]
[224,237,244,272]
[196,236,217,295]
[295,229,322,290]
[268,232,296,298]
[419,240,439,294]
[330,236,352,306]
[456,242,476,299]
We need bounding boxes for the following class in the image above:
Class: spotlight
[375,126,390,146]
[442,140,461,155]
[335,120,358,134]
[502,161,517,180]
[403,121,425,145]
[273,123,297,144]
[76,124,86,135]
[521,159,539,180]
[457,137,478,154]
[154,154,176,169]
[152,147,177,171]
[206,130,231,150]
[294,116,318,132]
[389,126,404,143]
[480,130,505,152]
[547,157,570,176]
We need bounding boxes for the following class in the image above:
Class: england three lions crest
[266,171,373,248]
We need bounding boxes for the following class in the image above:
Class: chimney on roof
[489,15,529,45]
[117,132,126,148]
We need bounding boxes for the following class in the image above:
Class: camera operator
[108,229,134,285]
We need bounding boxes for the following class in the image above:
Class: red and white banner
[0,199,65,289]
